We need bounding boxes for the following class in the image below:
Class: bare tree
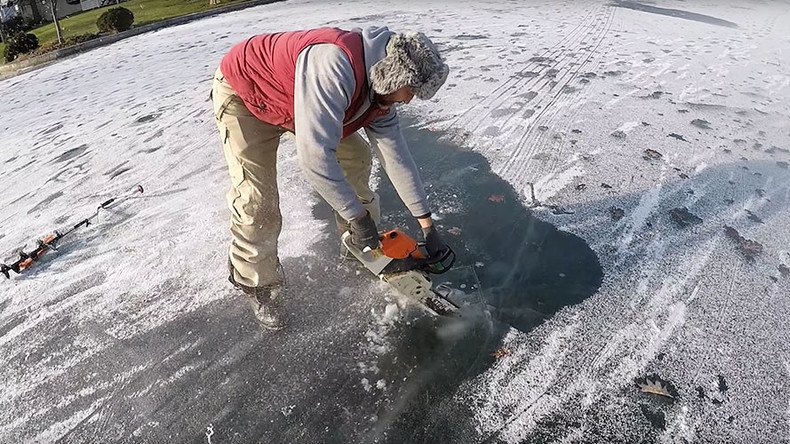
[43,0,63,44]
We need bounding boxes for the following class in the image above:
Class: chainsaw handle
[418,244,456,274]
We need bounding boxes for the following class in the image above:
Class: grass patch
[2,0,247,63]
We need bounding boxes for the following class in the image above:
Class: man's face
[376,86,415,109]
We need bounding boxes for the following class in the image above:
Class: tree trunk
[48,0,63,44]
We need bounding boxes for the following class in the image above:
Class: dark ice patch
[611,1,739,28]
[43,272,107,308]
[610,206,625,220]
[777,161,788,169]
[490,107,518,118]
[47,162,87,184]
[12,157,36,173]
[639,404,666,430]
[668,133,689,142]
[0,313,27,339]
[140,146,163,154]
[143,128,164,143]
[528,56,555,63]
[669,207,703,227]
[517,91,538,101]
[691,119,711,129]
[756,188,766,198]
[40,122,64,136]
[744,210,763,224]
[134,113,161,124]
[27,191,64,215]
[765,146,789,155]
[482,126,500,136]
[109,168,132,180]
[345,14,387,23]
[51,144,89,164]
[105,162,132,180]
[453,34,488,41]
[514,71,540,78]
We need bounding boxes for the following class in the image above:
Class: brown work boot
[334,210,353,259]
[244,285,284,331]
[228,260,285,331]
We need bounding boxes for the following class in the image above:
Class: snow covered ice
[1,0,789,442]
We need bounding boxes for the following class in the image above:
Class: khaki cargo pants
[211,67,378,288]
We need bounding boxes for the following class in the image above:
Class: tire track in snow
[449,3,603,131]
[477,5,609,133]
[506,5,620,192]
[498,5,616,185]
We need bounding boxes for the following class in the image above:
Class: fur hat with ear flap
[369,31,449,100]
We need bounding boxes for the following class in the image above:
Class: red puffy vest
[220,27,388,139]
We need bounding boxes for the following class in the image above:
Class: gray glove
[350,211,380,251]
[421,226,448,258]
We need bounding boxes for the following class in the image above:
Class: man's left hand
[421,226,449,258]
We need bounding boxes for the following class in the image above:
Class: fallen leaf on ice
[491,347,511,359]
[636,375,677,399]
[724,225,763,258]
[448,227,462,236]
[488,194,505,203]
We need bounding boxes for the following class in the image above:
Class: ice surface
[1,0,790,442]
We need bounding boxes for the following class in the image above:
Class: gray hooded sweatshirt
[293,26,430,222]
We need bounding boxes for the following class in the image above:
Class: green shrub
[3,32,39,63]
[96,7,135,33]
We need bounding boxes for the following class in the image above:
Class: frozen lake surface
[1,0,789,442]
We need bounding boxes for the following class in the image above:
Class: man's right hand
[349,211,380,251]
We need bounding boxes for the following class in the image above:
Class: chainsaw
[341,228,460,315]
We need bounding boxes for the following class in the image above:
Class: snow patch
[530,164,585,203]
